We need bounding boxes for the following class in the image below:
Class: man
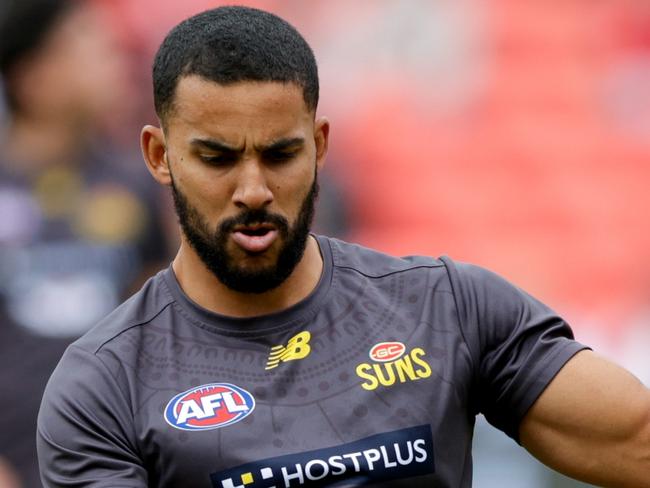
[37,6,650,488]
[0,1,170,486]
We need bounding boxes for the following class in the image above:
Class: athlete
[37,6,650,488]
[0,1,169,486]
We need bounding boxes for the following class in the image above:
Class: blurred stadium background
[2,0,649,486]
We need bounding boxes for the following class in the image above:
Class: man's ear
[141,125,172,185]
[314,116,330,171]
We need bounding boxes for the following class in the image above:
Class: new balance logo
[265,331,311,370]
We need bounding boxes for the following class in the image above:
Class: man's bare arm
[0,456,21,488]
[520,350,650,487]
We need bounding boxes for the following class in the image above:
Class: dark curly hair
[153,6,319,122]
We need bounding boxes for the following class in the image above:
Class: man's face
[19,1,131,122]
[161,77,327,293]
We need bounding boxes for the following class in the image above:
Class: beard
[171,173,319,294]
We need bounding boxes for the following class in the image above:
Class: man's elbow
[618,387,650,488]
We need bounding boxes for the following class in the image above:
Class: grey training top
[37,235,587,487]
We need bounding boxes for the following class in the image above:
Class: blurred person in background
[0,0,171,486]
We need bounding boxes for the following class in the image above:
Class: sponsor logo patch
[211,425,435,487]
[265,331,311,370]
[164,383,255,431]
[356,344,432,391]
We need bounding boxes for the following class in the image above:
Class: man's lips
[231,224,278,253]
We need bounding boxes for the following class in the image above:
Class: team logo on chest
[356,342,432,391]
[164,383,255,431]
[265,331,311,370]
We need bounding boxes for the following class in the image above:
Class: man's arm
[37,346,147,487]
[0,456,21,488]
[520,350,650,488]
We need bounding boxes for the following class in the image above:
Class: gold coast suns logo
[266,331,311,370]
[355,342,432,391]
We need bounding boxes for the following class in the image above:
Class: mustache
[218,209,290,235]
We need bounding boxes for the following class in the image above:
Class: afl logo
[369,342,406,362]
[164,383,255,431]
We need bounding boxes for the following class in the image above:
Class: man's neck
[171,235,324,318]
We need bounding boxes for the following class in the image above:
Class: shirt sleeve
[441,257,589,442]
[37,345,147,487]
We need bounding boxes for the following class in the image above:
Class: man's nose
[231,159,274,210]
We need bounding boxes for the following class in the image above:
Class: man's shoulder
[72,267,175,355]
[318,236,516,296]
[319,235,447,278]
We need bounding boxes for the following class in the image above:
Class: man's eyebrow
[190,138,243,153]
[189,137,305,153]
[258,137,305,152]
